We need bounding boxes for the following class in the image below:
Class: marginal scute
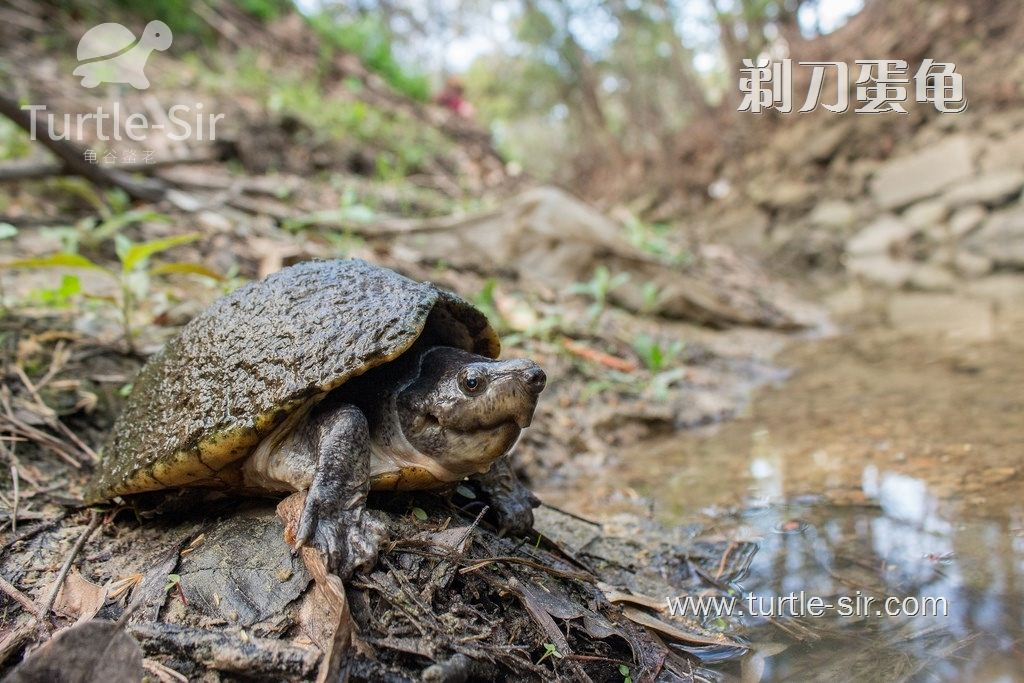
[86,259,499,502]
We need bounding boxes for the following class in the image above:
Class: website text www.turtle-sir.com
[666,591,949,619]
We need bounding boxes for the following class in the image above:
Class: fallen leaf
[620,605,744,648]
[53,569,107,625]
[5,620,143,683]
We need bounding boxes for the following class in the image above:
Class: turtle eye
[458,369,487,396]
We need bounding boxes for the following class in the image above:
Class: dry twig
[37,511,101,629]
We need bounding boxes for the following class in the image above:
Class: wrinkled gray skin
[243,344,546,578]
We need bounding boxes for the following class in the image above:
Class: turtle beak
[514,408,534,429]
[512,363,544,428]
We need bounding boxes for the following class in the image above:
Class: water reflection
[711,485,1024,681]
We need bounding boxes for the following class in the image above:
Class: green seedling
[632,333,685,372]
[569,265,630,328]
[1,233,220,352]
[536,642,564,666]
[0,223,17,313]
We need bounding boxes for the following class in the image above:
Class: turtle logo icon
[73,21,172,89]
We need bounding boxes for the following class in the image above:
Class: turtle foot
[489,486,540,537]
[474,458,540,537]
[296,493,385,578]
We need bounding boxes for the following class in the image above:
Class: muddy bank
[541,287,1024,681]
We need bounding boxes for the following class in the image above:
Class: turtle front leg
[473,456,540,536]
[295,403,385,578]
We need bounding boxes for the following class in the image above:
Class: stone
[796,123,849,164]
[713,205,771,251]
[948,205,987,238]
[869,136,975,210]
[953,251,993,278]
[965,275,1024,323]
[887,293,994,341]
[197,210,233,232]
[751,180,815,210]
[980,128,1024,172]
[901,199,948,232]
[824,284,867,316]
[965,205,1024,267]
[808,200,857,230]
[846,254,916,288]
[846,215,913,256]
[907,264,957,291]
[945,170,1024,208]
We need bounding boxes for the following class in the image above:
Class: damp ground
[539,295,1024,682]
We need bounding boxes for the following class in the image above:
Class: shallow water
[545,320,1024,681]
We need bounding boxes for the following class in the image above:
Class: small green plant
[619,664,633,683]
[472,278,504,330]
[1,233,220,352]
[0,223,17,312]
[632,334,685,372]
[284,189,376,232]
[502,312,563,347]
[536,642,564,666]
[44,180,171,252]
[623,215,692,266]
[163,574,181,594]
[569,266,629,328]
[310,14,431,101]
[640,281,660,315]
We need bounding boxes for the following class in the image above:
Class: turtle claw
[297,493,385,578]
[474,458,540,537]
[491,488,540,537]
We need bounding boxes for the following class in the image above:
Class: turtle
[73,20,173,89]
[86,259,546,577]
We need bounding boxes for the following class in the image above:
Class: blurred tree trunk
[522,0,626,164]
[651,0,713,116]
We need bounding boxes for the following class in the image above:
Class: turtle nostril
[524,366,546,394]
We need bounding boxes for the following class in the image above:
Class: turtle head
[141,21,173,51]
[396,347,546,477]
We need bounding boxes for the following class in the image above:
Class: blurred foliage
[195,51,448,179]
[0,118,31,161]
[99,0,294,40]
[570,265,630,329]
[310,14,430,102]
[1,225,221,351]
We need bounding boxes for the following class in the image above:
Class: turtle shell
[77,23,138,61]
[86,259,499,502]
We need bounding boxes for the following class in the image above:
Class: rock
[964,205,1024,267]
[808,200,857,230]
[945,170,1024,208]
[824,284,867,316]
[980,129,1024,172]
[846,215,913,255]
[887,293,994,340]
[713,205,771,250]
[907,264,957,291]
[901,199,948,233]
[751,180,815,210]
[177,510,311,626]
[846,254,916,288]
[796,123,849,164]
[965,275,1024,323]
[870,136,975,210]
[948,205,987,238]
[953,250,993,278]
[197,210,234,232]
